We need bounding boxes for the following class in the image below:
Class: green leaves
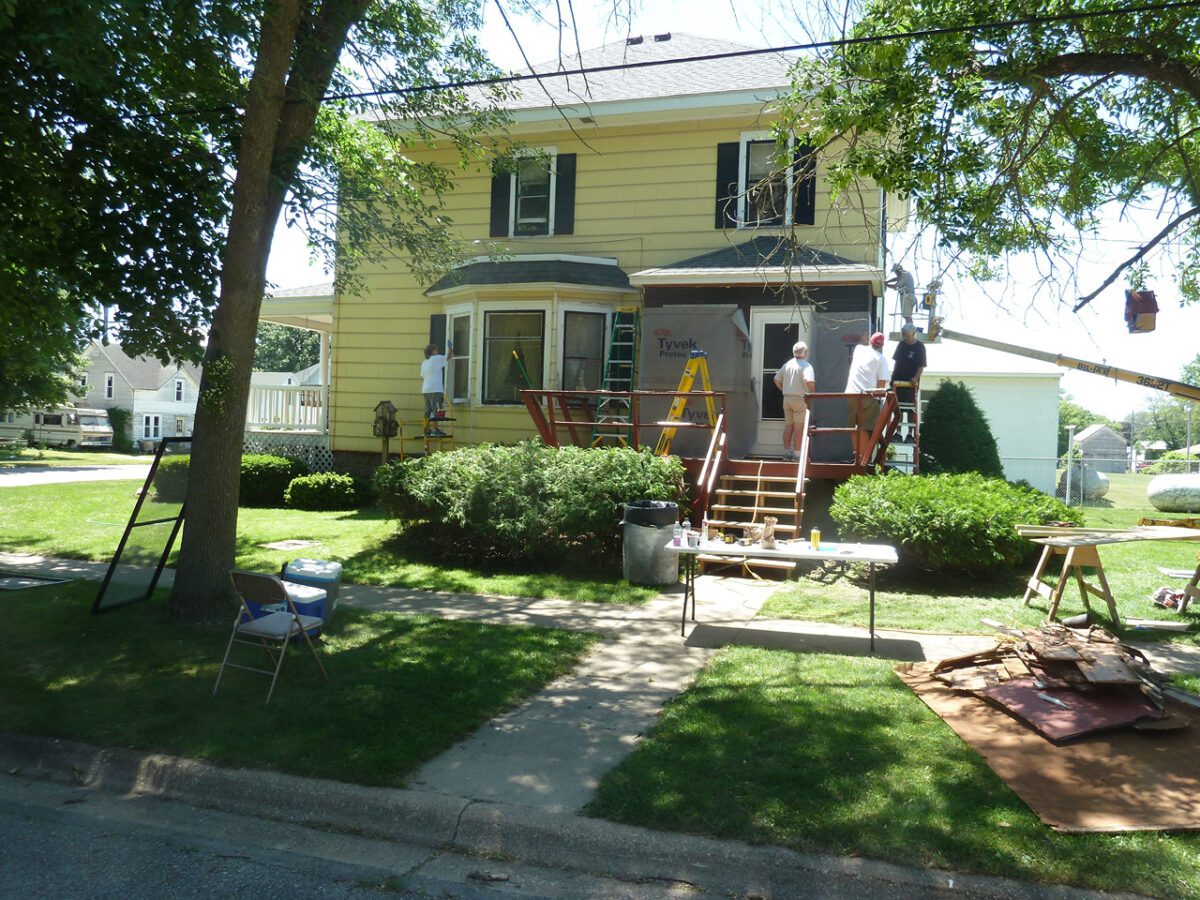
[375,442,686,564]
[830,471,1081,575]
[782,0,1200,301]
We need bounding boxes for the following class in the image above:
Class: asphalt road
[0,465,151,488]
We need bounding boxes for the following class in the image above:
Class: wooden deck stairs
[700,458,807,578]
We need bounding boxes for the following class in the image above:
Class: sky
[264,0,1200,419]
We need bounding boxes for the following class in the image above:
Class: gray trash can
[621,500,679,586]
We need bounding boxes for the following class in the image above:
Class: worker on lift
[891,324,926,443]
[886,262,917,327]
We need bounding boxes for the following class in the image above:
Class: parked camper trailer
[0,407,114,449]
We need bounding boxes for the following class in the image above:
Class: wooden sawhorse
[1022,541,1120,627]
[1177,553,1200,614]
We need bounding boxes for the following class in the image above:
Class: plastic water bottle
[672,521,682,546]
[682,516,691,538]
[701,515,709,541]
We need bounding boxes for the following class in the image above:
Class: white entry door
[750,308,812,456]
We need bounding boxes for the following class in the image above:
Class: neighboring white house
[914,338,1063,493]
[74,343,202,444]
[1073,423,1128,473]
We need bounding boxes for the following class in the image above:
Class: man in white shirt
[773,341,816,461]
[420,342,453,436]
[844,331,890,462]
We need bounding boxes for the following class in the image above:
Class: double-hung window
[446,311,472,403]
[715,133,817,229]
[482,311,544,404]
[175,379,184,401]
[105,373,115,399]
[142,415,161,440]
[490,150,576,238]
[561,311,606,391]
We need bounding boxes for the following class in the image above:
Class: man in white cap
[886,262,917,326]
[773,341,816,461]
[844,331,890,462]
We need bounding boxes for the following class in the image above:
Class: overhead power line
[122,0,1200,123]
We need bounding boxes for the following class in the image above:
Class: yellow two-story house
[322,32,903,466]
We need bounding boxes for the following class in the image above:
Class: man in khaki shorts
[844,331,890,462]
[773,341,816,461]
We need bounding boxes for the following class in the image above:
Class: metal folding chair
[214,570,329,704]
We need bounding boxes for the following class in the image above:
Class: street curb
[0,734,1140,900]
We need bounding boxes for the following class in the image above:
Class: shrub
[284,472,365,511]
[153,453,307,506]
[375,442,686,563]
[240,454,308,507]
[919,381,1004,478]
[1146,455,1200,475]
[830,472,1082,575]
[153,455,191,502]
[107,407,133,453]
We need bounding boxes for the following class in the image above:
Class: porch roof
[424,255,634,295]
[630,237,881,287]
[260,282,334,334]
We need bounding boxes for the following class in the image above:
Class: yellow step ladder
[654,350,717,456]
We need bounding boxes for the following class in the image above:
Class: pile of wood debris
[930,622,1200,743]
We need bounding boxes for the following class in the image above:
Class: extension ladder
[654,350,718,456]
[591,308,640,447]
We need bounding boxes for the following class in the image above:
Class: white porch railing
[246,385,326,431]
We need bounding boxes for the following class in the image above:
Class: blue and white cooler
[281,558,343,622]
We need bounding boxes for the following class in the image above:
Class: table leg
[680,553,696,637]
[869,562,876,652]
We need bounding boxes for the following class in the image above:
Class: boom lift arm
[928,322,1200,404]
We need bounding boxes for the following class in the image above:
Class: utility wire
[122,0,1200,122]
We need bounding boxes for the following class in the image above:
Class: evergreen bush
[240,454,308,507]
[919,381,1004,478]
[375,442,686,563]
[830,472,1081,575]
[284,472,365,511]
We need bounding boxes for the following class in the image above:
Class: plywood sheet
[898,664,1200,832]
[981,679,1160,742]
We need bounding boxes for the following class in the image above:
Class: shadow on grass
[588,648,1198,896]
[3,583,597,787]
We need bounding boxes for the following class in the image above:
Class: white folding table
[665,539,899,649]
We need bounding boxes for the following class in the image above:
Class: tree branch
[1011,51,1200,103]
[1073,204,1200,311]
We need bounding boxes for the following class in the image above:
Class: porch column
[320,331,330,434]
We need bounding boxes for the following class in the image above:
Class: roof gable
[87,342,202,391]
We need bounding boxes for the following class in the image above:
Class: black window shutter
[792,143,817,226]
[554,153,576,235]
[428,314,447,350]
[714,142,739,228]
[489,162,511,237]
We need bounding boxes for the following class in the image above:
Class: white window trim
[557,304,613,391]
[445,302,474,405]
[105,372,115,400]
[175,379,184,401]
[142,414,161,440]
[737,131,794,229]
[507,146,558,238]
[79,373,89,390]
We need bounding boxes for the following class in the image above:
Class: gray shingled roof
[92,343,202,391]
[502,32,795,110]
[425,258,632,294]
[657,237,859,270]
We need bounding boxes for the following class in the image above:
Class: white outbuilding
[912,338,1063,493]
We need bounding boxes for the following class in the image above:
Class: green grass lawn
[0,447,147,466]
[589,648,1199,897]
[0,480,657,603]
[1,582,598,786]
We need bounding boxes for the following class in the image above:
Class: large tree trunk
[170,0,366,618]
